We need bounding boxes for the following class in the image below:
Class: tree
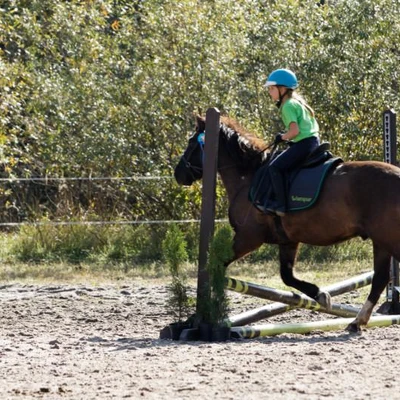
[0,0,398,225]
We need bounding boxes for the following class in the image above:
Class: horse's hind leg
[346,243,391,332]
[279,243,331,309]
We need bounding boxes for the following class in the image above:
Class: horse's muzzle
[174,159,195,186]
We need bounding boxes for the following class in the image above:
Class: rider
[264,68,320,216]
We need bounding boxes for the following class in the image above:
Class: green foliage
[162,224,188,276]
[297,239,373,264]
[0,0,398,227]
[166,279,191,324]
[0,0,399,268]
[206,225,234,324]
[4,219,203,265]
[248,238,372,265]
[162,224,192,322]
[6,220,372,274]
[9,222,166,264]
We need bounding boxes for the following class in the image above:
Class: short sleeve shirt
[280,98,319,143]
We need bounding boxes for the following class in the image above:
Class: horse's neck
[217,151,253,203]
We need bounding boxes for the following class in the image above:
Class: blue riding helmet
[265,69,298,89]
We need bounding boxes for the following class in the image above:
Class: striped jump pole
[225,271,374,326]
[226,278,364,321]
[231,314,400,339]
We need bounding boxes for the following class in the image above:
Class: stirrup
[275,209,286,217]
[265,205,286,217]
[255,205,276,216]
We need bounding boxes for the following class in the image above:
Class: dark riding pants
[268,136,320,211]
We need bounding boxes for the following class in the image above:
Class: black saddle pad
[287,157,342,211]
[249,152,343,213]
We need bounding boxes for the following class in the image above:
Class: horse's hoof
[345,322,362,333]
[316,291,332,310]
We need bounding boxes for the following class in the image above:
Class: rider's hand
[274,132,285,145]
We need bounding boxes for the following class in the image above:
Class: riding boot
[268,167,287,216]
[250,164,275,213]
[257,186,275,214]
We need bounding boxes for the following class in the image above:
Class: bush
[10,222,167,264]
[0,0,398,226]
[204,225,234,324]
[162,225,192,322]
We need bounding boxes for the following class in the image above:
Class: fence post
[382,109,399,312]
[196,107,220,319]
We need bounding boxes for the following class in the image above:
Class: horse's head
[175,115,268,186]
[174,116,206,186]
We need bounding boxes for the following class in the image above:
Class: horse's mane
[219,116,267,169]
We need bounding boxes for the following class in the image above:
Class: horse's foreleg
[346,243,391,332]
[224,230,265,268]
[279,243,331,309]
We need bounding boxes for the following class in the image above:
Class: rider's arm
[281,122,299,141]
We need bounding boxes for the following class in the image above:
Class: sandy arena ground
[1,280,400,399]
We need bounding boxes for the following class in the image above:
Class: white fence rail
[0,219,228,227]
[0,175,174,182]
[0,175,228,227]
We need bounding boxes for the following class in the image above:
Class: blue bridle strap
[181,131,205,179]
[197,132,205,145]
[197,132,205,163]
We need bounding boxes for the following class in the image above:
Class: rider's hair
[283,88,315,118]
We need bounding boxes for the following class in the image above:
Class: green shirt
[280,98,319,143]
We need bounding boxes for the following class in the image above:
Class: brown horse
[174,115,400,332]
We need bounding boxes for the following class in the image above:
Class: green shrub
[162,224,188,276]
[206,225,234,324]
[162,224,192,322]
[10,222,167,264]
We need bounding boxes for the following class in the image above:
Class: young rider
[264,68,320,216]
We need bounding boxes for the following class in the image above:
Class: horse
[174,115,400,332]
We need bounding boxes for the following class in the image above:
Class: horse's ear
[195,114,204,124]
[195,115,206,132]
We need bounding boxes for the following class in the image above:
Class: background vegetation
[0,0,398,266]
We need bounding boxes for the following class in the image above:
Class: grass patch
[0,260,172,284]
[0,255,373,289]
[1,224,169,264]
[0,258,373,306]
[0,226,375,291]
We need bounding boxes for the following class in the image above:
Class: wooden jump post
[196,107,220,320]
[160,108,221,341]
[382,109,400,313]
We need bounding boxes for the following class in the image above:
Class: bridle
[180,132,205,180]
[181,130,281,179]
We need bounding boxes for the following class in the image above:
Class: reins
[260,141,280,167]
[180,135,205,180]
[259,140,276,154]
[182,129,280,177]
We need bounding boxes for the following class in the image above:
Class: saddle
[301,142,332,167]
[249,142,343,213]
